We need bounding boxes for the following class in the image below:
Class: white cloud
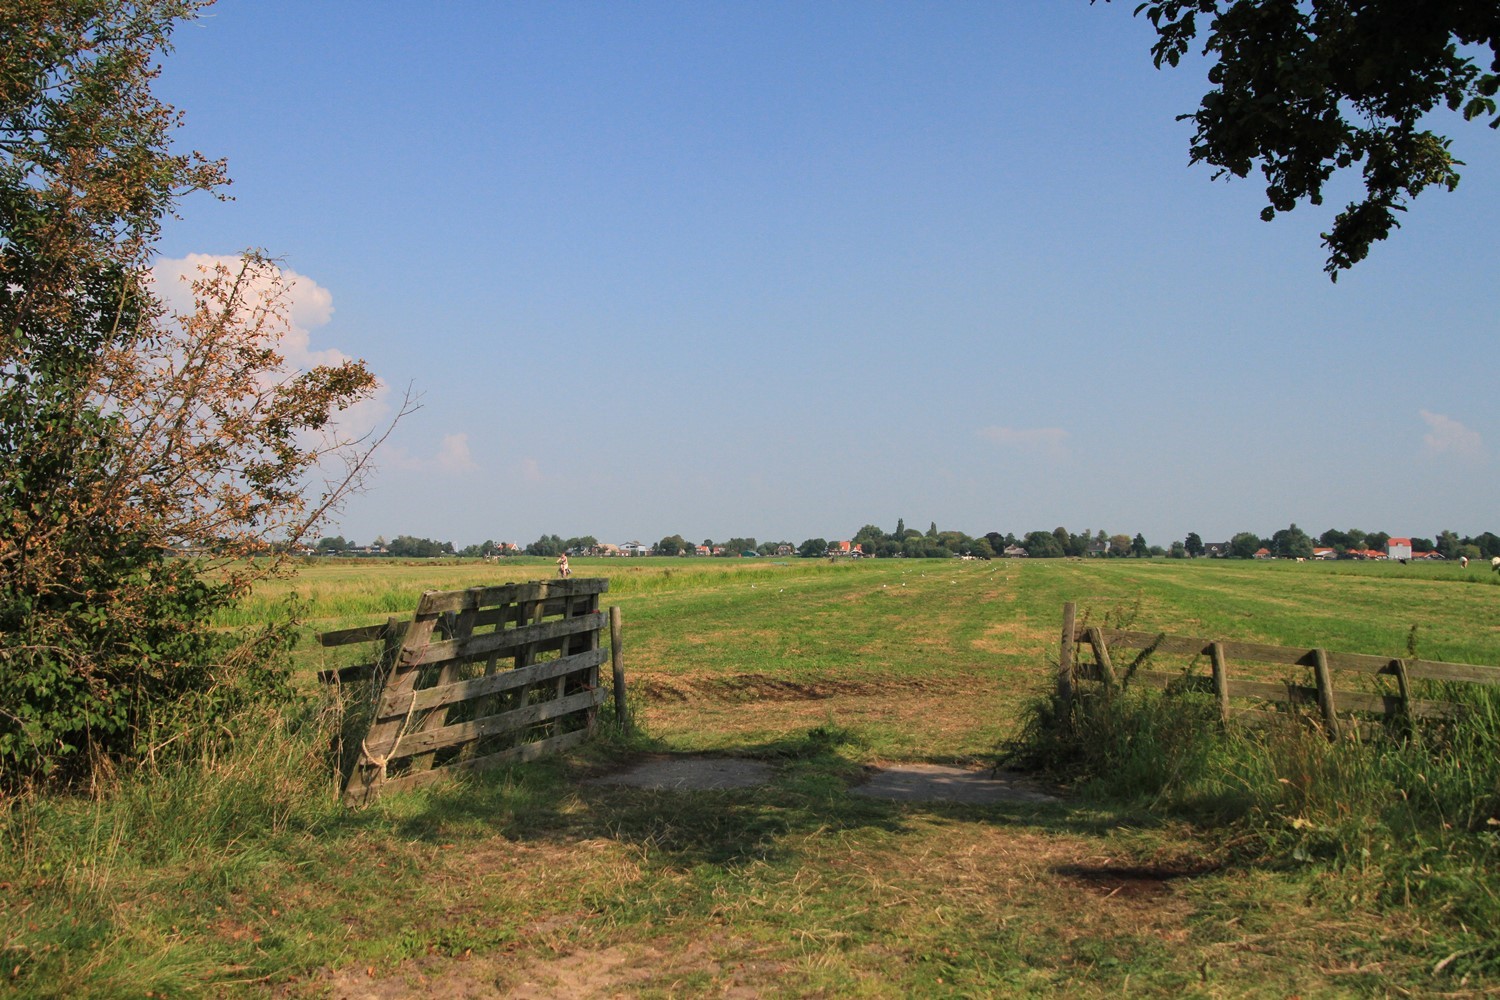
[381,435,480,476]
[152,255,387,432]
[1419,410,1484,461]
[977,425,1070,458]
[153,253,343,369]
[435,433,478,473]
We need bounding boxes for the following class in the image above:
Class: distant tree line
[313,523,1500,562]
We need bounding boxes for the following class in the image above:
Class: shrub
[0,2,392,789]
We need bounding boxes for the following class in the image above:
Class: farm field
[261,554,1500,753]
[6,556,1500,997]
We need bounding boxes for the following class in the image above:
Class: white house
[1387,537,1413,561]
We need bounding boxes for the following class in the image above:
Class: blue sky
[153,2,1498,549]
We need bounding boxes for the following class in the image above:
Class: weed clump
[1004,676,1500,978]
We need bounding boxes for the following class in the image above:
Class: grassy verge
[1004,667,1500,984]
[3,556,1498,996]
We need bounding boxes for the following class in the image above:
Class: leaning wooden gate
[319,578,611,804]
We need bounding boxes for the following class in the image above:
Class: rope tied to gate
[361,688,420,779]
[360,621,422,780]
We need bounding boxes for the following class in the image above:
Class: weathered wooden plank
[1210,641,1230,724]
[391,687,606,758]
[1082,668,1300,704]
[1230,679,1452,718]
[344,729,591,804]
[1393,658,1412,706]
[378,648,608,717]
[1313,648,1341,737]
[1096,669,1211,693]
[414,578,609,615]
[317,619,409,689]
[402,612,606,667]
[344,611,442,802]
[317,661,378,685]
[446,597,573,633]
[1337,691,1455,720]
[1087,626,1117,688]
[610,605,629,731]
[318,622,393,647]
[406,601,483,774]
[1058,601,1076,711]
[1226,678,1317,704]
[1401,659,1500,686]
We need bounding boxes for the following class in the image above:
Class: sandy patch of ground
[325,934,783,1000]
[586,754,1058,805]
[586,755,774,790]
[852,762,1059,804]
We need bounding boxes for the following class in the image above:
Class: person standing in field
[557,553,570,578]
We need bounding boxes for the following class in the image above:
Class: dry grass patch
[970,618,1051,656]
[629,673,1025,758]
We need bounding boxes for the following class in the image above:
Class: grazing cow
[1492,556,1500,572]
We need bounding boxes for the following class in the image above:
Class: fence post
[610,605,630,732]
[1058,602,1076,716]
[1209,641,1230,725]
[1391,657,1413,736]
[1312,647,1341,739]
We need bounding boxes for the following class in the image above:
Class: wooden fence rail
[319,578,616,804]
[1057,601,1500,735]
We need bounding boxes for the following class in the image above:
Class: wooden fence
[1057,601,1500,735]
[319,579,625,804]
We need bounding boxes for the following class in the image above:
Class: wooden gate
[320,578,612,804]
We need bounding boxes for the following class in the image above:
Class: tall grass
[1005,679,1500,978]
[0,699,345,996]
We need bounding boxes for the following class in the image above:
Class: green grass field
[5,556,1499,997]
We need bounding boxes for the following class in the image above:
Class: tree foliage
[655,534,687,556]
[524,534,566,557]
[1122,0,1500,276]
[798,537,828,558]
[1184,531,1205,557]
[388,536,454,558]
[1270,522,1314,559]
[1022,530,1064,559]
[1229,531,1264,558]
[0,1,390,787]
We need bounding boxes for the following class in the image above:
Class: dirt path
[586,755,1058,805]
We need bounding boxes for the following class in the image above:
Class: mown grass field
[5,556,1500,997]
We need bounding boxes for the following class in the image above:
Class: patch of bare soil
[1051,860,1221,899]
[583,755,1060,805]
[585,754,774,790]
[852,763,1059,804]
[634,679,1031,754]
[634,671,969,704]
[323,934,785,1000]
